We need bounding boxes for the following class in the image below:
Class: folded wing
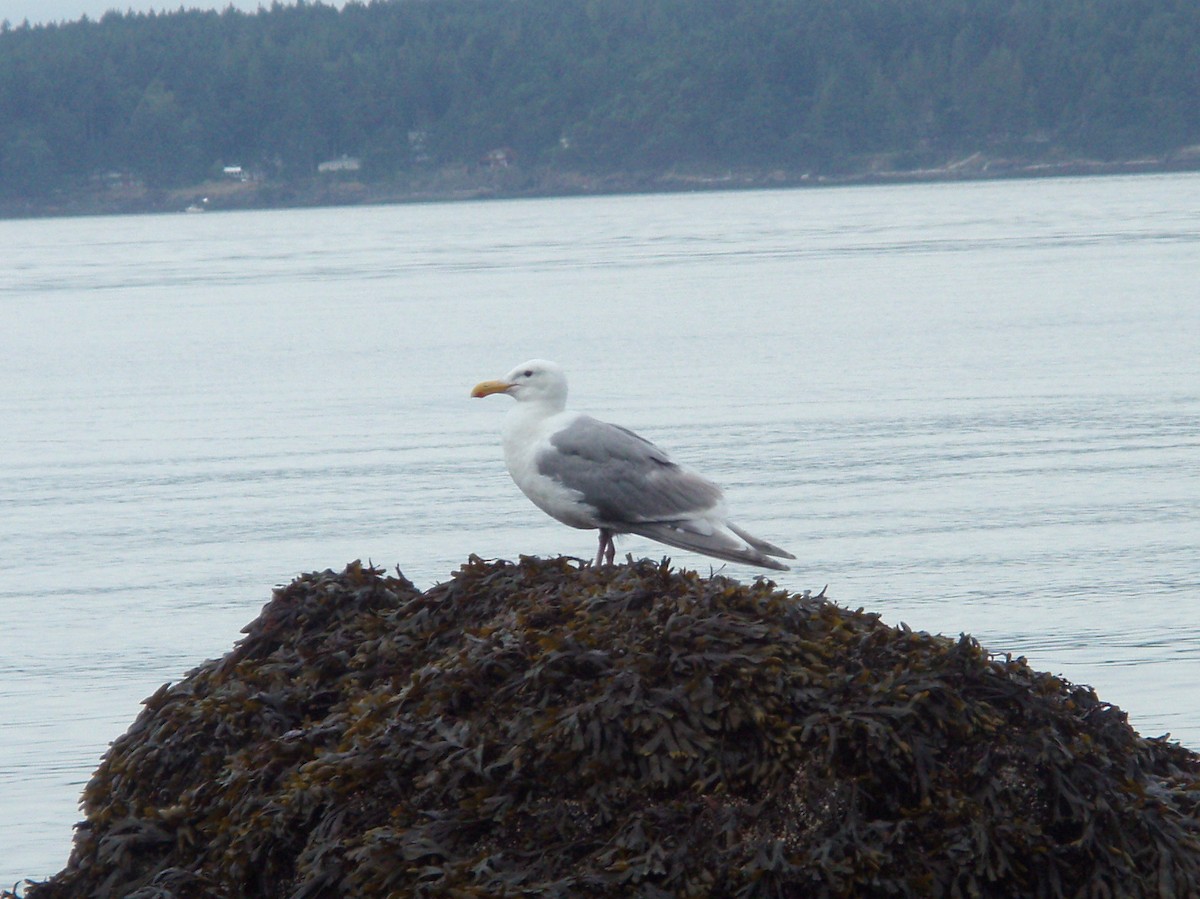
[539,415,794,569]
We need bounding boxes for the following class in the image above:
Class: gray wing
[538,415,722,524]
[621,521,792,570]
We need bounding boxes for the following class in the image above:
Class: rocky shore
[6,150,1199,220]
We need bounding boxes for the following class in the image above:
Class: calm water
[2,175,1198,882]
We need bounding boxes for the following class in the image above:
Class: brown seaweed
[11,556,1200,898]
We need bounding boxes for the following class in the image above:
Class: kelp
[12,556,1200,898]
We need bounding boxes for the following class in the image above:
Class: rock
[14,557,1200,897]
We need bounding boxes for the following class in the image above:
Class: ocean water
[1,173,1198,882]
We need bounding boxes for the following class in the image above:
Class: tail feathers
[622,520,792,571]
[728,523,796,561]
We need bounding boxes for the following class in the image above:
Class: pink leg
[596,528,616,565]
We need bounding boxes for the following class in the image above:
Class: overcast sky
[0,1,345,27]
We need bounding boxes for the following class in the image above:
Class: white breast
[501,407,600,530]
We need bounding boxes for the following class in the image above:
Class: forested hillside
[2,0,1199,208]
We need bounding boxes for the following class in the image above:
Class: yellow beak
[471,379,513,398]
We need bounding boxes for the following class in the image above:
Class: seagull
[471,360,794,570]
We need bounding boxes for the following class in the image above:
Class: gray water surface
[2,174,1198,881]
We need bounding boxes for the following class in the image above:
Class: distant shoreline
[4,152,1199,220]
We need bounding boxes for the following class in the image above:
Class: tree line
[2,0,1198,199]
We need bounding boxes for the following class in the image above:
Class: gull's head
[471,359,568,409]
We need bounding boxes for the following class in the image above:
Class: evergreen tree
[0,0,1197,202]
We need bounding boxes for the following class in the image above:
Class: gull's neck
[503,393,568,445]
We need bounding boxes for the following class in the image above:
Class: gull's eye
[523,369,533,378]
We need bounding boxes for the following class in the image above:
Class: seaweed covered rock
[18,557,1200,898]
